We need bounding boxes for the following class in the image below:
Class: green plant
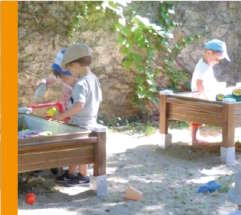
[121,121,156,136]
[166,34,202,91]
[67,2,118,38]
[168,120,189,129]
[102,1,201,112]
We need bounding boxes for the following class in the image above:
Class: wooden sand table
[159,91,241,165]
[18,114,107,196]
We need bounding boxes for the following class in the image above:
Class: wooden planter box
[18,114,106,177]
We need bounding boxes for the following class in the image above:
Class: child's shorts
[190,122,202,129]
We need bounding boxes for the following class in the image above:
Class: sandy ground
[18,126,241,215]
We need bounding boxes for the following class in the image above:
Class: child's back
[70,71,102,129]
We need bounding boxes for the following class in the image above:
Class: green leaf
[122,58,133,69]
[146,79,155,86]
[120,46,129,55]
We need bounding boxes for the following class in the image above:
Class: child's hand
[35,75,57,88]
[52,113,64,121]
[35,78,46,87]
[46,75,57,87]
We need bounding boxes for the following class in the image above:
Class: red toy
[26,192,36,205]
[28,101,70,123]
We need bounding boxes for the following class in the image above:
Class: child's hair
[66,56,91,67]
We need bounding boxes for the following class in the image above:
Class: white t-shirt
[191,58,217,93]
[68,71,102,130]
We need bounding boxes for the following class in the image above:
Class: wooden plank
[232,104,241,126]
[19,131,92,145]
[166,96,224,123]
[167,103,224,125]
[168,110,223,125]
[235,118,241,127]
[233,107,241,115]
[160,94,168,134]
[19,135,96,147]
[19,142,94,154]
[222,104,235,147]
[19,156,93,173]
[19,145,94,164]
[168,108,223,119]
[168,105,223,116]
[19,137,97,153]
[168,114,223,126]
[167,105,223,118]
[167,93,222,105]
[167,97,223,112]
[94,131,106,176]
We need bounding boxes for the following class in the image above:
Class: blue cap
[51,49,72,76]
[204,39,230,62]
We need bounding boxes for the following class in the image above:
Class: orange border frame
[1,1,18,215]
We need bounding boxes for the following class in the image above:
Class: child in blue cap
[191,39,231,145]
[34,48,73,110]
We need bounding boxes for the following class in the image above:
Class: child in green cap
[54,43,102,185]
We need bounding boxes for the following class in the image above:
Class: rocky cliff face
[18,2,241,120]
[175,2,241,84]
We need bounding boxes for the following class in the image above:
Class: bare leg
[79,164,88,176]
[191,123,210,145]
[68,165,77,175]
[191,123,202,145]
[68,164,88,176]
[191,123,199,145]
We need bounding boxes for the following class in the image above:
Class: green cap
[61,43,92,68]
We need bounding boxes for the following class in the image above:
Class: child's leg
[68,165,77,176]
[190,122,201,144]
[56,165,89,184]
[79,164,88,176]
[66,164,88,176]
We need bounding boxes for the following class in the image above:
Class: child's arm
[36,74,57,88]
[34,75,58,102]
[54,101,84,121]
[196,79,205,94]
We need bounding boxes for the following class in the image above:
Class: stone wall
[174,2,241,84]
[18,2,241,120]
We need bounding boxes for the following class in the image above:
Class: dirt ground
[18,126,241,215]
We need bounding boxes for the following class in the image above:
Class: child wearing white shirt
[191,39,230,144]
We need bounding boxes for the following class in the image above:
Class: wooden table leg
[159,94,171,148]
[94,131,108,197]
[94,131,106,176]
[160,94,167,134]
[222,123,235,147]
[221,104,235,165]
